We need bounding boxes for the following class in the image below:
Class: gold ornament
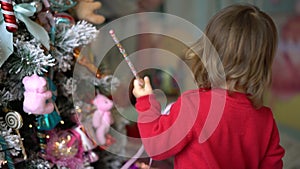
[73,47,103,79]
[50,131,79,158]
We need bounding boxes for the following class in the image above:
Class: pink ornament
[73,125,96,151]
[72,126,99,163]
[92,94,114,145]
[22,74,54,115]
[45,130,84,169]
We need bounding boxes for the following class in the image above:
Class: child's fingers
[133,79,142,89]
[137,78,145,87]
[143,76,152,91]
[132,76,153,98]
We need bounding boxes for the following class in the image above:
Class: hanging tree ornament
[51,12,75,44]
[0,0,18,32]
[5,111,27,160]
[36,78,61,131]
[73,125,98,163]
[73,47,103,79]
[71,113,98,163]
[22,74,54,115]
[45,129,84,169]
[5,111,23,130]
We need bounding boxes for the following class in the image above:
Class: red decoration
[0,0,18,32]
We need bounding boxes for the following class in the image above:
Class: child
[132,4,285,169]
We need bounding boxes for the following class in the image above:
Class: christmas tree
[0,0,130,168]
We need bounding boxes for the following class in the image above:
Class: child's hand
[132,76,153,98]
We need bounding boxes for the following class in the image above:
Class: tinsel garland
[0,68,24,101]
[62,78,77,97]
[0,89,13,107]
[0,128,22,157]
[94,75,120,93]
[23,158,51,169]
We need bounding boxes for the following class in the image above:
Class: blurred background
[97,0,300,168]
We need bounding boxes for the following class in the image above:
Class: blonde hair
[186,4,278,108]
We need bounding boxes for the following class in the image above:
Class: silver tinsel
[63,77,77,97]
[26,158,51,169]
[0,66,24,101]
[0,117,8,131]
[51,49,74,72]
[0,88,13,107]
[3,78,25,101]
[0,128,21,156]
[93,75,120,93]
[0,150,4,168]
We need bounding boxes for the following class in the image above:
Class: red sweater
[135,89,285,169]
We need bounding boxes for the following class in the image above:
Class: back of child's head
[186,4,278,108]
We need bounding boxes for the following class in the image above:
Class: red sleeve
[135,94,195,160]
[259,119,285,169]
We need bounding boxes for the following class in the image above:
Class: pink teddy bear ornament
[22,74,54,115]
[92,94,114,145]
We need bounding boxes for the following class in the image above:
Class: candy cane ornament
[0,0,18,32]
